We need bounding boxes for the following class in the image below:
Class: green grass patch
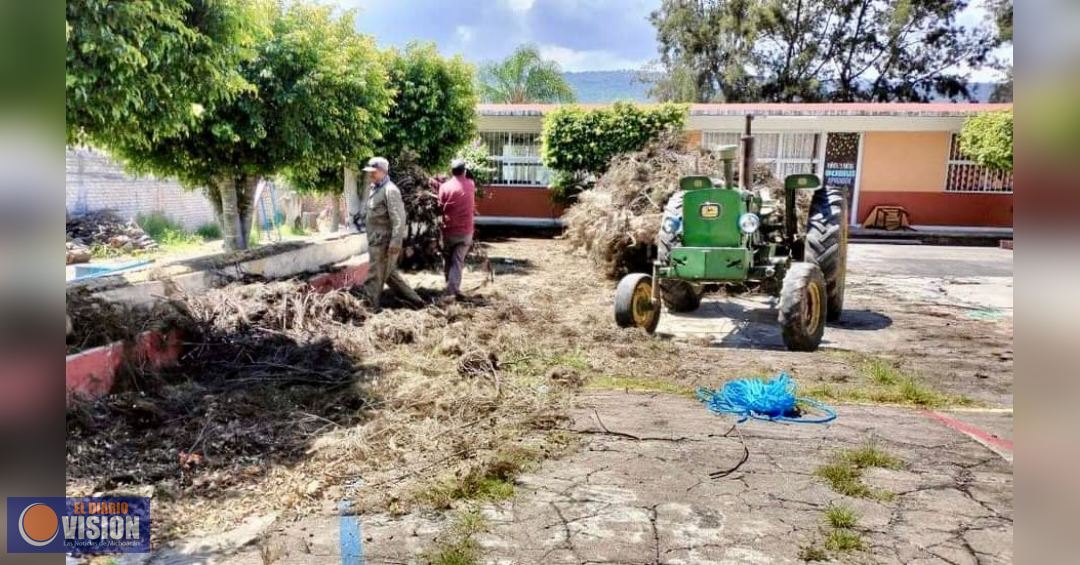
[840,444,902,470]
[586,375,696,398]
[422,508,488,565]
[419,447,539,509]
[136,212,206,252]
[815,462,873,498]
[803,354,976,408]
[824,503,859,529]
[505,349,591,380]
[824,528,863,552]
[863,357,901,385]
[814,443,903,501]
[195,222,222,240]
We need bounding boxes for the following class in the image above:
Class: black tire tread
[660,280,702,313]
[657,191,685,264]
[805,186,848,321]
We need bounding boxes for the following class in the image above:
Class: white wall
[66,147,216,230]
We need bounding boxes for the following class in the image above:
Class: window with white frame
[702,131,821,179]
[945,134,1013,193]
[477,131,551,186]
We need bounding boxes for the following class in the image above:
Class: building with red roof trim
[473,103,1013,231]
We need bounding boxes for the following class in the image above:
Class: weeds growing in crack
[422,508,488,565]
[804,353,977,408]
[824,528,864,551]
[824,503,859,529]
[815,443,903,501]
[419,446,540,509]
[801,502,865,561]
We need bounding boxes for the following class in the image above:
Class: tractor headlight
[738,213,761,234]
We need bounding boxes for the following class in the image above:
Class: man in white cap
[360,157,424,309]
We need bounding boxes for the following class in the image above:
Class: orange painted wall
[475,185,565,219]
[860,131,950,193]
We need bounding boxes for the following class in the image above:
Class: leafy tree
[648,0,997,103]
[478,45,575,103]
[648,0,759,102]
[959,109,1012,173]
[541,102,687,201]
[112,1,391,251]
[457,139,495,189]
[66,0,255,148]
[378,42,478,171]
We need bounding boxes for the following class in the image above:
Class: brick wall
[66,147,217,230]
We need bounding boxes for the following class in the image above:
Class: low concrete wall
[71,233,367,308]
[66,233,371,403]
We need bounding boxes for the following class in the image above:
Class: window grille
[945,134,1013,193]
[477,131,550,186]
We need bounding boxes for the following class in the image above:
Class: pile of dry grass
[564,133,804,278]
[66,277,568,538]
[66,288,189,354]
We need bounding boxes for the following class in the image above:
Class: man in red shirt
[437,159,476,301]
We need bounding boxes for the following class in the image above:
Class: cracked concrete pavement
[214,392,1012,565]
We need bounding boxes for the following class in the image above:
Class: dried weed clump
[67,276,571,539]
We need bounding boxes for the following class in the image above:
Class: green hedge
[959,109,1013,173]
[541,102,687,201]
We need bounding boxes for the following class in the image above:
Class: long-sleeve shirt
[365,177,407,248]
[437,174,476,238]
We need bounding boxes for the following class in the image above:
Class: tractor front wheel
[779,263,827,351]
[615,273,660,333]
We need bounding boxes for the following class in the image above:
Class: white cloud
[505,0,536,12]
[538,44,647,72]
[455,25,473,44]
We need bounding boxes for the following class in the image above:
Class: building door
[822,132,863,225]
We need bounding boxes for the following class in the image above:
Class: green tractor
[614,116,848,351]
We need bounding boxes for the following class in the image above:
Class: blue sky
[343,0,1011,79]
[343,0,663,72]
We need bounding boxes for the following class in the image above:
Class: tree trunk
[343,166,364,233]
[330,194,341,233]
[237,175,259,248]
[215,177,244,251]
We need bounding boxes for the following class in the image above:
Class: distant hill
[562,71,652,103]
[561,70,1008,104]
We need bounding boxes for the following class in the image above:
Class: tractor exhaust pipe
[739,115,755,191]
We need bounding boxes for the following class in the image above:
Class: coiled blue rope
[696,373,836,424]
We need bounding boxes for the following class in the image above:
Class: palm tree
[478,45,575,103]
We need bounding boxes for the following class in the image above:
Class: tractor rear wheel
[805,186,848,321]
[656,191,685,264]
[614,273,660,333]
[660,280,702,312]
[779,262,827,351]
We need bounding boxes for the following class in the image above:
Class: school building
[474,103,1014,230]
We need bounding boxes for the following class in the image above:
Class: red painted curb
[66,329,186,404]
[66,341,124,402]
[926,410,1013,452]
[309,261,370,293]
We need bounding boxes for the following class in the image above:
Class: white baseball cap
[362,157,389,173]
